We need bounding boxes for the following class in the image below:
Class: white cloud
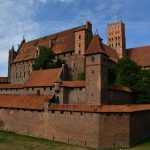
[0,0,41,76]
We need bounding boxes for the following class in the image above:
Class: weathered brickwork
[1,108,150,148]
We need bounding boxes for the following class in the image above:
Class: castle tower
[85,33,108,104]
[107,21,126,58]
[8,46,17,83]
[75,21,93,55]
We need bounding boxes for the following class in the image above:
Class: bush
[78,71,85,80]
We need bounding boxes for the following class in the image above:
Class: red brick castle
[0,21,150,148]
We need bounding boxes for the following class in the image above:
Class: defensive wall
[0,103,150,148]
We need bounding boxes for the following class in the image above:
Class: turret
[85,33,109,104]
[75,21,93,55]
[8,46,18,82]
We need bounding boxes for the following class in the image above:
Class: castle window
[79,50,81,54]
[79,35,81,39]
[50,87,52,90]
[92,70,94,74]
[116,43,117,46]
[79,43,81,47]
[91,56,95,62]
[60,111,64,114]
[116,37,117,40]
[32,88,34,91]
[44,87,46,91]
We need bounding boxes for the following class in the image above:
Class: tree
[78,71,86,80]
[115,56,141,88]
[132,70,150,103]
[32,46,65,70]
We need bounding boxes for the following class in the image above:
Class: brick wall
[99,113,130,148]
[1,107,150,148]
[108,89,135,104]
[130,111,150,146]
[0,108,100,148]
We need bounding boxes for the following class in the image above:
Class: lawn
[0,130,149,150]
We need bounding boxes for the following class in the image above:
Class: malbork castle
[0,21,150,148]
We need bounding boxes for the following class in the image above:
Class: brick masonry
[0,107,150,148]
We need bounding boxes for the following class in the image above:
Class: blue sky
[0,0,150,76]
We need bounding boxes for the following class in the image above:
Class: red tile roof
[49,104,150,113]
[0,84,24,89]
[126,45,150,67]
[86,34,119,62]
[109,85,132,93]
[25,68,62,87]
[0,95,53,110]
[0,77,8,83]
[61,81,86,88]
[13,25,88,63]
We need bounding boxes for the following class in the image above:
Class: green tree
[78,71,86,80]
[132,70,150,103]
[32,47,65,70]
[115,56,141,88]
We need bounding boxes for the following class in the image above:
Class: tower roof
[85,33,106,55]
[86,33,119,62]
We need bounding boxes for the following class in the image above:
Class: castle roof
[61,81,85,88]
[13,24,89,63]
[0,84,24,89]
[0,95,53,110]
[126,45,150,67]
[86,33,119,62]
[25,68,62,87]
[109,85,132,93]
[49,104,150,113]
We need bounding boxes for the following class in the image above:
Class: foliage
[78,71,86,80]
[115,56,141,88]
[132,70,150,103]
[32,47,65,70]
[111,56,150,104]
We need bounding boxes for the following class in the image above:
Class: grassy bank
[0,130,149,150]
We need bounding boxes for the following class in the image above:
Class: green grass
[0,130,95,150]
[0,130,150,150]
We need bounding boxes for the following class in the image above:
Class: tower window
[79,43,81,47]
[92,70,94,74]
[91,56,95,62]
[79,35,81,39]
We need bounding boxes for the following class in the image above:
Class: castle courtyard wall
[108,90,135,104]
